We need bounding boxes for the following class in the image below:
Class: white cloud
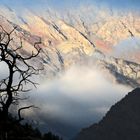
[23,64,131,139]
[113,37,140,63]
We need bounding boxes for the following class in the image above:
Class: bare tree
[0,25,42,122]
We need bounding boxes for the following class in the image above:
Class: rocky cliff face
[91,16,140,46]
[0,6,140,86]
[95,54,140,87]
[76,88,140,140]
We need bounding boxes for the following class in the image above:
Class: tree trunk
[2,91,13,121]
[0,110,9,140]
[2,107,8,121]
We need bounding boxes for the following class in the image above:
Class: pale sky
[0,0,140,11]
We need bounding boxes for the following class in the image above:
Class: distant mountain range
[76,88,140,140]
[0,5,140,87]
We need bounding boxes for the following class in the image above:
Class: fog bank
[25,64,131,139]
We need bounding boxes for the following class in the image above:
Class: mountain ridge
[76,88,140,140]
[0,6,140,87]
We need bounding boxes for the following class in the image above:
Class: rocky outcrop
[0,6,140,86]
[97,56,140,87]
[76,88,140,140]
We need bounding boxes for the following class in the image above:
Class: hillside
[76,88,140,140]
[0,6,140,86]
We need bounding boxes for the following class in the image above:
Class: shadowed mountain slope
[76,88,140,140]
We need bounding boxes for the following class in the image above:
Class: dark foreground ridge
[76,88,140,140]
[0,114,63,140]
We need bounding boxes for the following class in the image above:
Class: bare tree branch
[18,105,38,122]
[0,25,42,121]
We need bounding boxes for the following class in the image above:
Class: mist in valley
[22,64,132,139]
[0,41,136,139]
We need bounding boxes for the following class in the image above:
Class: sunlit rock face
[0,5,140,86]
[96,55,140,87]
[93,16,140,46]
